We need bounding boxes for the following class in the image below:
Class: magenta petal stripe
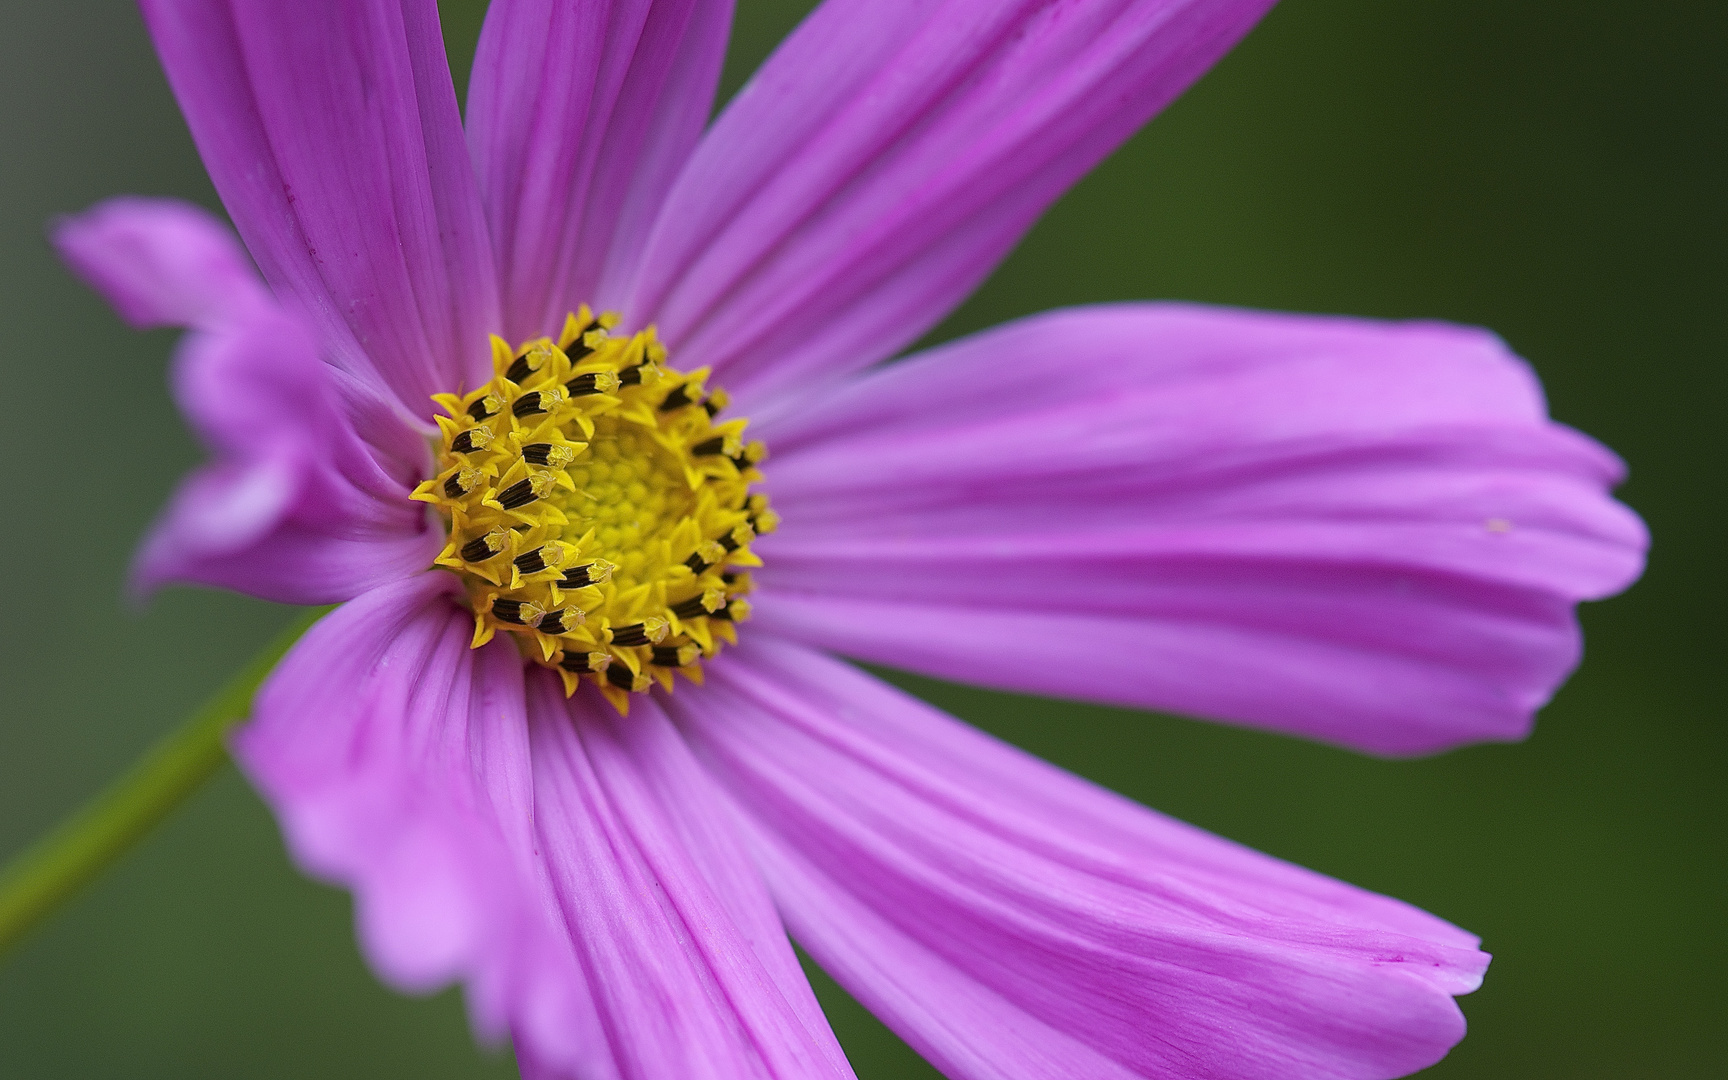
[625,0,1277,411]
[235,574,854,1079]
[671,636,1490,1080]
[55,197,439,603]
[753,304,1648,755]
[139,0,500,415]
[519,674,855,1080]
[234,574,547,1022]
[467,0,734,342]
[53,194,263,331]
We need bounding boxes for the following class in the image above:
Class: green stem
[0,607,327,956]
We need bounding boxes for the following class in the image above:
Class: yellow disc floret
[411,307,772,713]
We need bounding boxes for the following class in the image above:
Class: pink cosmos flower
[54,1,1646,1077]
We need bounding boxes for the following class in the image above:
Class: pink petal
[517,671,855,1080]
[466,0,733,341]
[52,195,264,330]
[55,197,438,604]
[670,636,1491,1080]
[234,575,540,1005]
[625,0,1277,410]
[753,304,1648,755]
[235,574,853,1079]
[139,0,500,415]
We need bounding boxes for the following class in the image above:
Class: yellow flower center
[411,307,774,712]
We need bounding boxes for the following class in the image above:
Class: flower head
[55,1,1645,1077]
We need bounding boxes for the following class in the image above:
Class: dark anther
[537,609,574,635]
[709,602,737,622]
[617,363,648,386]
[609,623,654,647]
[521,443,553,466]
[561,563,600,588]
[719,525,752,554]
[558,651,606,674]
[467,396,500,421]
[732,442,766,468]
[514,547,550,574]
[444,473,474,498]
[491,599,529,624]
[670,595,717,619]
[497,478,541,510]
[658,384,697,412]
[606,664,646,691]
[505,353,538,385]
[565,371,606,396]
[720,572,738,585]
[512,391,551,418]
[460,535,500,562]
[684,552,711,574]
[451,429,486,454]
[692,436,728,457]
[702,398,722,418]
[651,645,693,668]
[565,320,598,361]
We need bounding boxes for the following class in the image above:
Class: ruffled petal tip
[673,637,1491,1080]
[757,303,1647,756]
[236,575,853,1078]
[56,197,441,605]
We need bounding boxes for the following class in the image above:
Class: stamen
[651,643,700,668]
[444,467,484,498]
[560,560,615,588]
[565,371,619,397]
[606,665,652,692]
[461,529,509,563]
[423,310,769,709]
[685,540,726,574]
[563,319,601,361]
[513,544,566,575]
[451,428,494,455]
[659,384,700,412]
[512,386,567,418]
[693,433,743,457]
[608,618,669,648]
[491,598,547,627]
[495,473,554,510]
[506,343,557,385]
[719,522,754,553]
[521,442,577,468]
[709,598,752,622]
[670,588,726,619]
[558,650,610,674]
[536,608,583,635]
[467,393,504,420]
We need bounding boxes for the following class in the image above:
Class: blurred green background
[1,0,1721,1076]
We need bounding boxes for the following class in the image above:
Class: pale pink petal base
[517,672,854,1080]
[236,574,854,1079]
[55,197,439,604]
[672,636,1489,1080]
[756,304,1648,755]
